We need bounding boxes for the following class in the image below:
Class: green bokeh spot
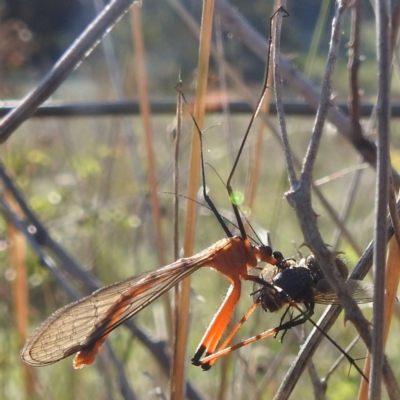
[230,191,244,205]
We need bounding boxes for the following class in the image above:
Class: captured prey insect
[255,254,374,325]
[197,254,374,372]
[21,7,288,371]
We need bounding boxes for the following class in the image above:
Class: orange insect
[21,6,288,371]
[21,65,278,374]
[21,236,278,369]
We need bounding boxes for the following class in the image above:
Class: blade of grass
[244,54,273,214]
[130,0,172,337]
[173,2,215,399]
[358,236,400,399]
[171,83,185,397]
[213,15,234,400]
[244,0,278,215]
[304,0,332,78]
[4,189,34,397]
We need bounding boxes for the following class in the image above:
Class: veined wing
[313,279,374,305]
[21,243,223,367]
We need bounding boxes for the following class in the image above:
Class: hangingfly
[21,6,289,371]
[21,237,278,369]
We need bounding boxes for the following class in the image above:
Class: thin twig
[370,0,391,397]
[213,0,400,184]
[273,200,400,400]
[173,84,182,261]
[275,1,399,398]
[324,334,361,384]
[307,361,327,400]
[171,82,184,399]
[272,2,296,187]
[300,2,344,184]
[331,159,365,253]
[348,0,364,144]
[0,0,137,143]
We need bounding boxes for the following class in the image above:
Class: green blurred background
[0,1,399,399]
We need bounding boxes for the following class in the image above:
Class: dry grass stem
[130,2,172,335]
[4,190,34,396]
[174,2,215,399]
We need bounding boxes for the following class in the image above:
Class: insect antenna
[175,87,233,238]
[225,6,289,240]
[161,190,266,248]
[176,7,289,242]
[204,161,267,245]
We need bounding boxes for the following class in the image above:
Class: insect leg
[191,278,241,369]
[199,301,259,370]
[274,305,294,340]
[275,302,315,334]
[198,326,281,367]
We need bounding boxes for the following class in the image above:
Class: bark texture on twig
[271,1,400,399]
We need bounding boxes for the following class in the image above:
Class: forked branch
[272,1,400,399]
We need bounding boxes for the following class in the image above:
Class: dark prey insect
[255,254,373,326]
[196,254,374,370]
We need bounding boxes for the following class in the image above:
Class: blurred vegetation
[0,0,381,97]
[0,1,399,400]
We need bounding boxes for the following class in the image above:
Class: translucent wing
[21,247,218,367]
[313,279,374,305]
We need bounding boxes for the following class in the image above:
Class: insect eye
[260,245,273,256]
[272,251,284,260]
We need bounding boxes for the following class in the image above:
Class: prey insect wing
[312,279,374,305]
